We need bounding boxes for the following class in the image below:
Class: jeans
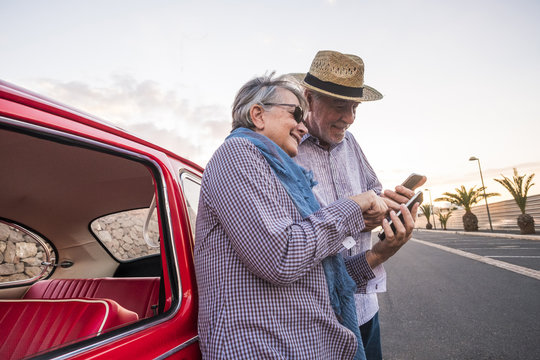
[359,312,382,360]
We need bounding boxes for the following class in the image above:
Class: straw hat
[292,50,383,102]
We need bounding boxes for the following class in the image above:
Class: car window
[90,207,160,261]
[180,171,201,238]
[0,219,55,286]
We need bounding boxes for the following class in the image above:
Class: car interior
[0,124,171,359]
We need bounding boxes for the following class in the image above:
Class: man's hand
[366,202,419,268]
[382,185,415,211]
[382,175,427,211]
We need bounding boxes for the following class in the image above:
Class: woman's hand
[349,190,388,230]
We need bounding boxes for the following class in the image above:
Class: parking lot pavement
[411,229,540,272]
[378,237,540,360]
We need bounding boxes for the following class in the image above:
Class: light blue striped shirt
[295,131,387,325]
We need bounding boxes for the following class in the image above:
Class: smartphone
[378,191,423,241]
[401,173,426,190]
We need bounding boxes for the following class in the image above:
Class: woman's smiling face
[257,88,307,157]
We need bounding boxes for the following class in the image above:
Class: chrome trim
[179,169,202,185]
[157,166,185,314]
[0,219,54,288]
[143,195,159,248]
[0,116,186,358]
[153,336,199,360]
[178,170,202,245]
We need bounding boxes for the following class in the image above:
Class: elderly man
[294,50,423,360]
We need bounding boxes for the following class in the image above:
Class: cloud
[126,122,202,161]
[29,76,232,165]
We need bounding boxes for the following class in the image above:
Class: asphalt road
[377,230,540,360]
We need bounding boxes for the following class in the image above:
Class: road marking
[485,256,540,258]
[458,247,538,250]
[414,229,540,241]
[412,238,540,280]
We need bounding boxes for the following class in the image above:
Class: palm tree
[494,168,536,234]
[436,209,453,230]
[435,185,499,231]
[419,204,433,229]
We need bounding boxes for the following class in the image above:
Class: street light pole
[424,188,437,229]
[469,156,494,231]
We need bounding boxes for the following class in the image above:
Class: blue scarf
[227,128,365,360]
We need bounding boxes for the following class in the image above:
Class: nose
[297,121,308,136]
[342,106,356,125]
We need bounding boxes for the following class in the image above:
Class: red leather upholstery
[24,277,160,319]
[0,299,138,360]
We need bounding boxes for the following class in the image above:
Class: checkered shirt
[294,131,387,325]
[195,137,368,359]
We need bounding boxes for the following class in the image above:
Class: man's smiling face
[306,92,359,149]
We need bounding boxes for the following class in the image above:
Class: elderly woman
[194,74,401,359]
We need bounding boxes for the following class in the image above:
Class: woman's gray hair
[232,72,307,130]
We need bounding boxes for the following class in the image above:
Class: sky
[2,0,539,205]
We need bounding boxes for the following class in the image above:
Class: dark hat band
[304,73,364,98]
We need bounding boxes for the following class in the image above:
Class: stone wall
[0,222,50,283]
[90,209,160,261]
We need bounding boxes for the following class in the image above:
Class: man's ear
[250,104,265,131]
[304,90,313,110]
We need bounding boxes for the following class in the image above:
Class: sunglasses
[263,103,304,124]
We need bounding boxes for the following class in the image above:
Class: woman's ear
[250,104,265,131]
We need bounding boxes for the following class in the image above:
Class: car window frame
[0,116,185,358]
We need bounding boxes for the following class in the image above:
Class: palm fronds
[436,209,453,230]
[435,185,499,212]
[419,204,432,223]
[494,168,535,214]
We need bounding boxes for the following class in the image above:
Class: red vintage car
[0,80,202,359]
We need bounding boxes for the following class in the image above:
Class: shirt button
[375,284,378,289]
